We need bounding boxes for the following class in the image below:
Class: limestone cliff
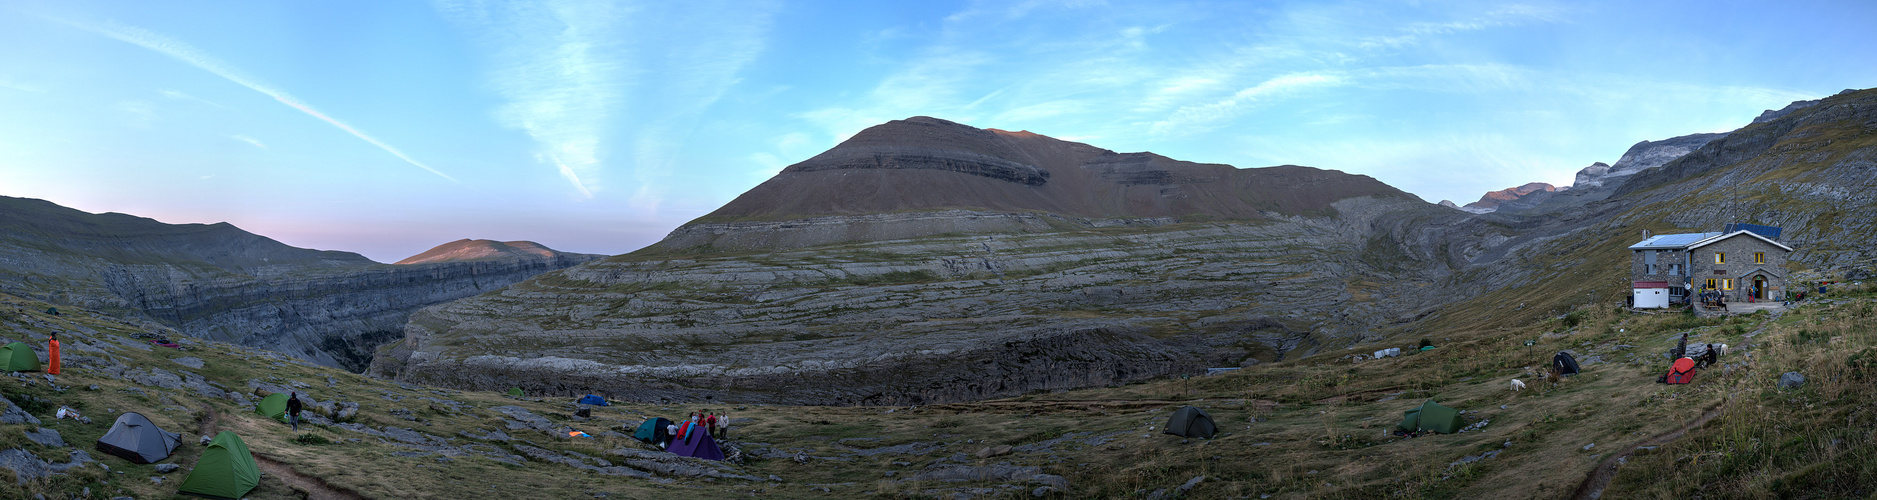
[0,196,601,371]
[375,118,1490,404]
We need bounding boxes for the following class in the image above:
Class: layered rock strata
[375,198,1471,405]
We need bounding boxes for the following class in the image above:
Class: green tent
[177,431,259,500]
[1,342,40,372]
[1395,400,1464,434]
[255,393,290,423]
[1163,406,1219,439]
[507,387,524,397]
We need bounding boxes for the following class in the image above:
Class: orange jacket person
[48,333,60,375]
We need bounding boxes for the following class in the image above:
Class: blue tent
[578,394,609,406]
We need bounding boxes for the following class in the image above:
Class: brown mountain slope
[697,116,1415,223]
[394,239,589,265]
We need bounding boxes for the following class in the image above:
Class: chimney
[1642,229,1652,239]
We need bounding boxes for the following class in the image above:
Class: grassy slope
[7,262,1874,499]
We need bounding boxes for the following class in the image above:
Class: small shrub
[1419,338,1433,349]
[292,433,332,445]
[1846,348,1877,379]
[1560,311,1585,329]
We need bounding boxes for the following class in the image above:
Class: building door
[1753,276,1767,301]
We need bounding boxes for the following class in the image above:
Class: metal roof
[1628,232,1723,250]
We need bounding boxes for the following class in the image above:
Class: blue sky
[2,1,1872,262]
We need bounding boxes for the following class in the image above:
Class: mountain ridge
[374,116,1487,404]
[0,195,600,370]
[395,239,599,265]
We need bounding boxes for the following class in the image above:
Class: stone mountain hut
[1627,224,1792,308]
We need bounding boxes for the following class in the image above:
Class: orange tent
[1662,357,1697,384]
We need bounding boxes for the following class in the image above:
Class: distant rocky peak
[394,239,585,265]
[1752,99,1822,125]
[1571,132,1725,190]
[1572,162,1612,188]
[1460,182,1557,213]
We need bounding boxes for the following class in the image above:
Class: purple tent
[665,426,725,461]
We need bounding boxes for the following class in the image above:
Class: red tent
[1662,357,1697,384]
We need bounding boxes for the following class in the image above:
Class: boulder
[1778,372,1805,389]
[24,428,65,448]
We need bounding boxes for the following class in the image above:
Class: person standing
[287,392,304,431]
[46,333,60,375]
[705,411,719,439]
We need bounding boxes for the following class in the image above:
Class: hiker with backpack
[287,392,304,431]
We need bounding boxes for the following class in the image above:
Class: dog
[1510,379,1526,391]
[1715,343,1729,357]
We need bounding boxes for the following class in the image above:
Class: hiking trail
[1570,403,1725,499]
[197,404,367,500]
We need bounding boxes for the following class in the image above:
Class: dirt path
[197,404,368,500]
[1570,404,1725,500]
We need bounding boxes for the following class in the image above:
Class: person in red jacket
[705,411,719,439]
[47,333,60,375]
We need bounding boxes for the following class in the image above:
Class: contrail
[67,19,458,183]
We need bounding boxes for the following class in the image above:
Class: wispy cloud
[230,134,267,149]
[1149,73,1342,136]
[62,19,457,182]
[0,76,45,93]
[437,0,777,202]
[1355,4,1568,49]
[158,89,226,109]
[118,100,156,128]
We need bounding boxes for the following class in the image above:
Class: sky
[2,0,1873,262]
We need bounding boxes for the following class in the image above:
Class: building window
[1705,278,1717,289]
[1755,252,1765,264]
[1715,252,1726,264]
[1667,264,1682,275]
[1670,287,1687,297]
[1722,279,1734,290]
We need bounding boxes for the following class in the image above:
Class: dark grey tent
[94,412,181,464]
[1553,351,1581,376]
[1163,406,1218,439]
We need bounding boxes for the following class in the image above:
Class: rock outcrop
[1459,182,1558,214]
[375,117,1493,404]
[1570,133,1727,190]
[0,196,601,371]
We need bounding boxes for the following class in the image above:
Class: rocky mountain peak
[1460,182,1557,213]
[1572,133,1726,190]
[394,239,587,265]
[667,116,1414,251]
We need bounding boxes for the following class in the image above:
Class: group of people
[667,410,728,440]
[655,410,728,460]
